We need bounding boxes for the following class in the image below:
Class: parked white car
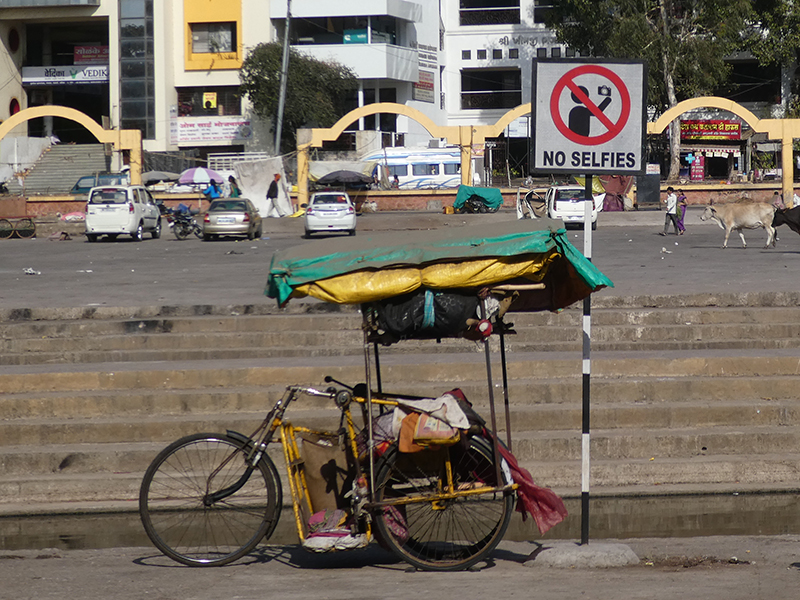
[545,185,604,230]
[85,185,162,242]
[304,191,357,237]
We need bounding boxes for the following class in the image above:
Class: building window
[462,50,471,60]
[509,48,519,59]
[551,47,561,58]
[460,0,521,26]
[191,22,236,54]
[492,49,503,59]
[477,49,487,60]
[119,0,155,140]
[460,68,521,109]
[537,48,547,58]
[566,47,575,58]
[177,87,241,117]
[533,0,554,24]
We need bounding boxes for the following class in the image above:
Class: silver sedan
[202,199,263,241]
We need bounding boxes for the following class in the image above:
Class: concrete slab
[523,540,640,568]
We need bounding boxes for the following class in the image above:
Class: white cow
[700,203,776,249]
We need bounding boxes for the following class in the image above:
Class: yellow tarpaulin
[293,252,559,304]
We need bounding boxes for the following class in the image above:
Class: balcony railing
[461,90,522,110]
[460,7,520,26]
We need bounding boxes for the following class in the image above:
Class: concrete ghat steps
[2,297,800,512]
[4,305,800,366]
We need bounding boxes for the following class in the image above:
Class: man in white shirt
[660,186,679,236]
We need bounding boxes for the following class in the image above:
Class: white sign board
[532,59,647,174]
[22,65,109,85]
[170,116,253,145]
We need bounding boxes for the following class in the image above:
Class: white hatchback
[304,192,357,237]
[85,185,162,242]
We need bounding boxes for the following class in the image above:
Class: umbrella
[316,170,373,186]
[178,166,225,185]
[142,170,180,185]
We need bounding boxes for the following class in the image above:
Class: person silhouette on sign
[568,85,612,137]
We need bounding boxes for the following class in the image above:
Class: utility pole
[274,0,292,154]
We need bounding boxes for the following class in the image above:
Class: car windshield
[210,201,247,211]
[312,195,348,205]
[89,189,128,204]
[556,189,583,201]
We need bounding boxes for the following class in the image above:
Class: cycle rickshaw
[139,218,613,571]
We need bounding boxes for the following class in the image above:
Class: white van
[362,147,482,189]
[85,185,162,242]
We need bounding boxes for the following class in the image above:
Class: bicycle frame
[236,384,516,545]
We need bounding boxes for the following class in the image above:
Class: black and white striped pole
[581,178,593,546]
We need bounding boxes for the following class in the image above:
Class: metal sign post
[581,187,593,546]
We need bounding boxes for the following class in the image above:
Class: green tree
[545,0,753,180]
[747,0,800,115]
[239,42,358,154]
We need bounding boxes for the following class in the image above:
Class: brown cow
[700,202,776,249]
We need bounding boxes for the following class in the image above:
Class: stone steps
[1,298,800,513]
[3,304,800,365]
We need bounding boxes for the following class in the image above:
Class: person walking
[676,189,688,235]
[659,186,679,236]
[202,180,221,200]
[228,175,241,198]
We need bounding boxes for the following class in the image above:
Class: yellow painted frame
[183,0,243,71]
[0,105,143,184]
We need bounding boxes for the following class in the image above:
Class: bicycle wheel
[13,218,35,239]
[139,432,282,566]
[0,219,12,239]
[373,435,513,571]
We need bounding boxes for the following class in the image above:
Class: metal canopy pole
[480,299,503,486]
[581,181,594,545]
[498,322,512,451]
[363,330,375,499]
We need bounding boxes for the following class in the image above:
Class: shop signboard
[690,154,705,181]
[681,120,740,141]
[74,46,108,64]
[22,65,108,85]
[413,70,434,103]
[172,116,253,144]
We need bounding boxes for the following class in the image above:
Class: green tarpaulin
[266,219,613,308]
[453,185,504,211]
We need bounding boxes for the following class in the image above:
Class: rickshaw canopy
[266,219,613,310]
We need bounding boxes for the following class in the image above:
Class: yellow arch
[305,103,452,145]
[297,102,532,207]
[648,96,800,206]
[0,105,143,184]
[648,97,762,135]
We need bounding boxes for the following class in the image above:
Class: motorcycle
[162,204,203,240]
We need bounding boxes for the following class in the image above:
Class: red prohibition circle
[550,64,631,146]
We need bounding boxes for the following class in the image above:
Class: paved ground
[1,535,799,600]
[2,207,800,310]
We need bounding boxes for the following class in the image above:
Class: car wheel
[133,222,144,242]
[203,233,212,241]
[247,229,255,240]
[152,218,162,239]
[303,230,312,239]
[86,233,97,243]
[348,229,356,236]
[591,221,597,231]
